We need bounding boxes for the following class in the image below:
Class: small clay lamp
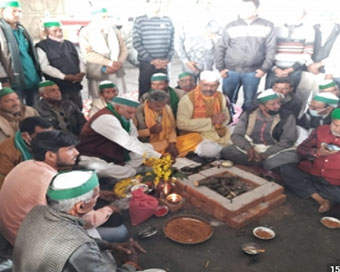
[166,193,182,204]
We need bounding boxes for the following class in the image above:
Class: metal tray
[163,214,214,245]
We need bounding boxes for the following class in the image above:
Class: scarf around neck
[14,131,32,160]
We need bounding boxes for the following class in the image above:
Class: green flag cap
[151,73,168,82]
[257,89,279,104]
[99,80,116,91]
[0,87,14,98]
[178,72,194,79]
[38,80,56,88]
[313,92,339,106]
[319,80,336,90]
[112,96,139,108]
[0,1,21,8]
[43,21,61,28]
[331,108,340,120]
[47,171,99,201]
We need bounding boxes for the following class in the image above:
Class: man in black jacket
[36,19,85,110]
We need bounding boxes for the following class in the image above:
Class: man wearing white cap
[78,94,161,179]
[298,92,339,132]
[79,7,128,99]
[140,73,184,116]
[89,80,118,118]
[13,170,149,272]
[318,80,340,97]
[36,19,85,110]
[0,0,41,106]
[222,89,299,174]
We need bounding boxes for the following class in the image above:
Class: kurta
[78,109,161,179]
[176,90,231,146]
[79,22,128,98]
[133,103,177,153]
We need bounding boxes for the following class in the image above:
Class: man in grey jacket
[13,170,148,272]
[221,89,299,174]
[215,0,275,111]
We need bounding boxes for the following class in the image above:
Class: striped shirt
[274,23,314,70]
[132,15,174,62]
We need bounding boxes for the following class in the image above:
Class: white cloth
[37,47,85,80]
[79,114,161,179]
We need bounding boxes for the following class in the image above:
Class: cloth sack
[129,188,158,226]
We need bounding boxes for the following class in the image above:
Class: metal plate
[253,226,276,240]
[163,215,214,245]
[320,217,340,229]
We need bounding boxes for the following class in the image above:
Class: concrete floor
[126,188,340,272]
[115,59,339,272]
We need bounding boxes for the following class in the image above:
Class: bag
[129,188,158,226]
[86,62,109,81]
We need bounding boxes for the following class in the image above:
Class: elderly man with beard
[0,0,41,105]
[280,109,340,213]
[77,94,161,180]
[176,71,231,157]
[79,7,128,98]
[36,19,85,110]
[221,89,299,174]
[0,116,52,188]
[0,86,39,142]
[34,80,86,136]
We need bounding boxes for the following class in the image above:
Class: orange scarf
[192,86,226,137]
[144,101,175,143]
[192,86,221,118]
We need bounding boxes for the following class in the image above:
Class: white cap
[200,71,220,82]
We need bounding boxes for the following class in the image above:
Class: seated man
[298,92,339,132]
[34,80,86,136]
[13,170,149,272]
[140,73,185,116]
[0,87,39,142]
[77,95,161,180]
[0,116,52,188]
[89,80,119,118]
[175,72,196,93]
[134,90,178,157]
[0,131,123,245]
[221,89,299,172]
[272,77,303,118]
[177,71,231,147]
[280,109,340,213]
[318,80,340,97]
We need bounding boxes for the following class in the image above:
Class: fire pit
[194,174,257,200]
[175,164,286,229]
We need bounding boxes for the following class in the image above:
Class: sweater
[132,15,174,62]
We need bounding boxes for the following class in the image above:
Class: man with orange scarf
[134,90,178,157]
[177,71,231,148]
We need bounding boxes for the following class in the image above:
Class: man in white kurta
[77,95,161,179]
[79,8,128,98]
[177,71,231,147]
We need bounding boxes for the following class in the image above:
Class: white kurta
[79,114,161,180]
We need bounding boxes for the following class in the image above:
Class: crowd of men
[0,0,340,271]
